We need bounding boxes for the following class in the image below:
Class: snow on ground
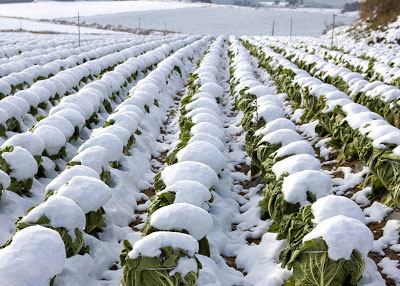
[0,1,356,36]
[0,1,206,19]
[70,6,356,36]
[0,16,128,34]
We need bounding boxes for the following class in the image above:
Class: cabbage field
[0,32,399,286]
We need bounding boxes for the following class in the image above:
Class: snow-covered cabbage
[0,226,66,286]
[0,146,38,195]
[5,196,87,257]
[120,232,200,286]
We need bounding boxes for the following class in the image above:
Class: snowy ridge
[243,37,392,285]
[262,38,400,125]
[0,36,143,77]
[230,38,383,285]
[64,35,209,284]
[122,36,230,283]
[0,35,215,284]
[0,37,147,94]
[0,36,180,136]
[0,34,94,58]
[247,37,400,207]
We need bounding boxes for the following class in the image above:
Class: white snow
[378,258,400,284]
[191,113,223,128]
[246,85,275,97]
[128,231,199,259]
[199,83,224,98]
[0,226,66,286]
[36,115,75,140]
[188,133,225,152]
[274,141,315,161]
[282,170,333,206]
[0,1,206,19]
[71,146,110,174]
[161,161,219,190]
[254,105,285,124]
[272,154,321,178]
[169,256,199,278]
[303,215,374,260]
[0,17,126,35]
[261,129,302,146]
[79,133,123,162]
[46,165,100,193]
[2,146,38,181]
[158,180,212,208]
[364,202,393,224]
[56,176,111,213]
[311,195,366,224]
[176,141,226,173]
[150,203,213,240]
[371,220,400,255]
[235,233,291,286]
[2,133,45,157]
[33,125,67,156]
[0,170,10,190]
[255,118,296,137]
[186,99,221,116]
[22,196,86,233]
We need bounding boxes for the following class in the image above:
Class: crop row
[0,36,178,99]
[259,38,400,131]
[309,37,400,69]
[273,38,400,87]
[120,36,228,286]
[0,33,98,58]
[0,35,210,285]
[0,36,182,142]
[244,38,400,208]
[0,36,151,78]
[230,38,378,286]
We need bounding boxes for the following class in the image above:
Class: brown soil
[143,187,156,199]
[368,251,397,285]
[129,90,183,232]
[129,215,143,231]
[232,224,238,231]
[222,255,247,275]
[246,237,262,245]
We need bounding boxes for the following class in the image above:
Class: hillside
[325,0,400,44]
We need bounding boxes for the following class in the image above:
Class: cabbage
[284,238,364,286]
[120,240,200,286]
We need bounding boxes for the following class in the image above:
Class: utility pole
[331,14,336,48]
[138,17,141,34]
[290,17,293,41]
[77,12,81,47]
[272,19,275,36]
[164,22,167,35]
[19,21,22,32]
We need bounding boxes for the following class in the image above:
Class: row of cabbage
[243,38,400,208]
[0,34,97,58]
[0,35,208,286]
[0,37,98,75]
[119,36,228,286]
[230,38,377,286]
[313,37,400,69]
[273,38,400,87]
[0,36,147,78]
[0,36,192,201]
[0,36,180,140]
[0,36,168,99]
[259,37,400,130]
